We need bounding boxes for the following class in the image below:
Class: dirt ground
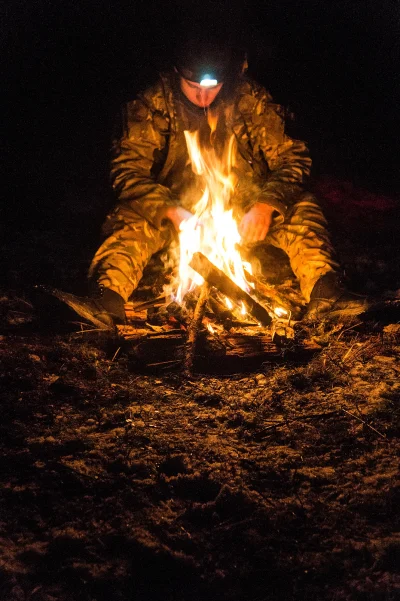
[0,179,399,601]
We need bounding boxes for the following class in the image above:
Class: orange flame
[174,126,250,306]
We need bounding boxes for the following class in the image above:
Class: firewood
[183,282,211,375]
[189,252,273,326]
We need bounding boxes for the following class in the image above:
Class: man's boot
[46,286,127,329]
[305,272,369,320]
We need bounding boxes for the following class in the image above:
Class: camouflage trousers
[89,193,340,303]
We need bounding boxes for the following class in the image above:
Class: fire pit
[117,125,316,372]
[43,121,324,372]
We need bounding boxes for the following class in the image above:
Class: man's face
[180,77,223,108]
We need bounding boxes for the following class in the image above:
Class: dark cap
[174,34,246,85]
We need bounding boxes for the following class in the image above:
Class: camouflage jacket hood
[110,71,312,229]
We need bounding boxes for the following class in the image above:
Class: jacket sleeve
[245,88,312,217]
[110,93,179,229]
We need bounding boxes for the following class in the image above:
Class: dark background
[1,0,399,283]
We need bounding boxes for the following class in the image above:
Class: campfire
[42,114,320,372]
[121,120,312,372]
[175,127,250,305]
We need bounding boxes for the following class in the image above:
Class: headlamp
[176,65,222,87]
[199,74,219,87]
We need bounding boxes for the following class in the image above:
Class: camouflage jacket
[110,72,312,229]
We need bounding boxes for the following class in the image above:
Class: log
[246,275,303,315]
[189,252,273,326]
[183,282,211,375]
[119,323,321,371]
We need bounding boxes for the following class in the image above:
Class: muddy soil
[0,180,399,601]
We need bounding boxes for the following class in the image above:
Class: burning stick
[189,252,273,326]
[183,281,211,375]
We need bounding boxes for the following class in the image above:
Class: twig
[341,407,386,439]
[110,347,121,362]
[342,343,359,362]
[183,282,211,375]
[146,360,181,368]
[72,325,114,334]
[107,347,122,371]
[337,322,362,341]
[214,517,258,531]
[256,410,341,435]
[249,407,387,443]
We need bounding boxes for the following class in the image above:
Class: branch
[189,252,273,326]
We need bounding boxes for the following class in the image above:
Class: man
[71,39,367,328]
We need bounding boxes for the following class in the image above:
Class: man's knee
[273,195,328,236]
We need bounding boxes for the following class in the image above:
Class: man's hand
[165,206,195,232]
[239,202,274,243]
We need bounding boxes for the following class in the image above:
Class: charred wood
[189,252,273,326]
[183,282,211,375]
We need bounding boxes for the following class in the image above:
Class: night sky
[2,0,399,235]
